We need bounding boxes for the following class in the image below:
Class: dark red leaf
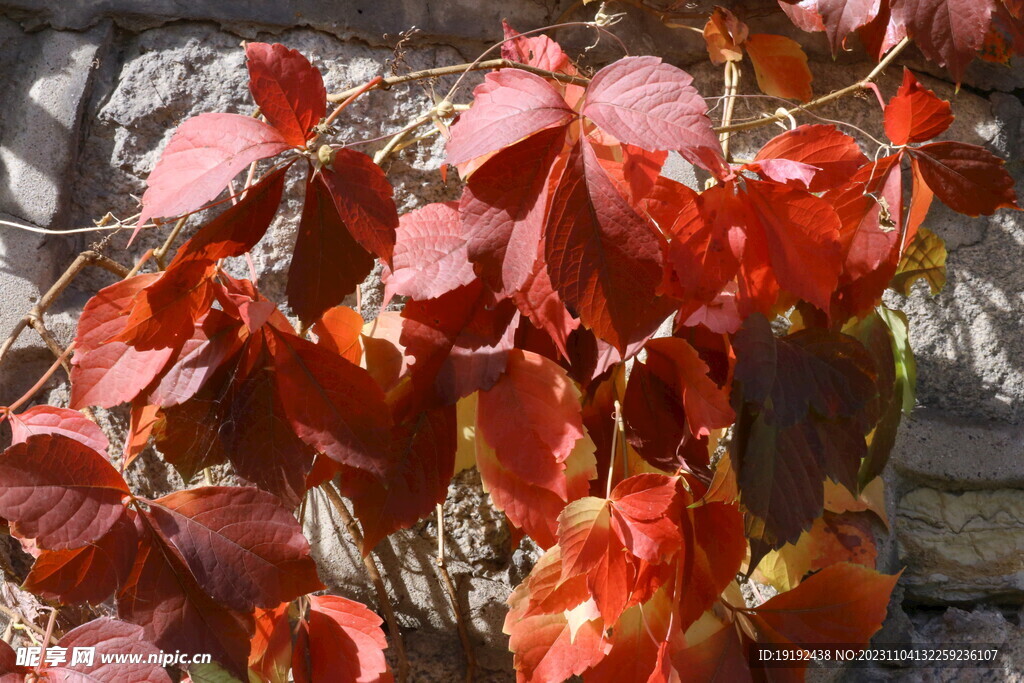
[287,166,375,325]
[460,126,567,293]
[0,434,129,550]
[167,163,290,266]
[731,314,878,560]
[50,618,172,683]
[512,248,581,359]
[346,405,457,553]
[23,513,138,605]
[545,138,674,352]
[910,141,1020,216]
[270,327,392,480]
[891,0,994,82]
[246,42,326,146]
[118,521,254,679]
[816,0,882,53]
[147,486,323,611]
[319,151,399,265]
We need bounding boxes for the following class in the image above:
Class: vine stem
[327,59,590,103]
[719,60,740,160]
[434,503,476,682]
[324,76,384,127]
[0,604,57,645]
[713,36,911,134]
[321,482,409,683]
[3,344,75,414]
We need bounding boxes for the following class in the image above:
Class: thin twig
[434,504,476,683]
[720,60,740,161]
[713,36,910,135]
[321,482,409,683]
[0,603,57,645]
[0,251,128,368]
[153,217,188,270]
[328,59,590,103]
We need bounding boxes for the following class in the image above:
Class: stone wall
[0,1,1021,680]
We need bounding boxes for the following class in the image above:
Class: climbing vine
[0,2,1020,681]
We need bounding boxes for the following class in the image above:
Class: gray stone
[897,488,1024,604]
[0,19,110,228]
[891,409,1024,490]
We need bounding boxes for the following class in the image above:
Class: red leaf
[676,496,746,629]
[137,113,291,229]
[892,0,994,82]
[883,68,954,144]
[147,486,323,611]
[346,405,457,553]
[0,434,129,550]
[476,416,596,549]
[744,180,843,313]
[655,180,740,309]
[111,260,217,351]
[8,405,109,454]
[246,42,326,146]
[557,497,633,622]
[826,181,895,282]
[754,124,868,192]
[478,350,584,497]
[287,166,375,325]
[70,275,177,409]
[545,138,674,352]
[506,561,608,683]
[816,0,882,53]
[445,70,575,166]
[744,33,814,102]
[300,595,391,683]
[249,604,292,683]
[742,562,898,644]
[399,280,517,409]
[582,56,725,175]
[383,201,475,300]
[167,163,290,266]
[144,309,245,408]
[857,1,908,60]
[501,21,575,73]
[49,618,171,683]
[118,522,254,679]
[319,151,400,265]
[270,328,392,480]
[23,514,138,604]
[513,249,581,359]
[671,623,750,682]
[608,474,682,563]
[644,337,735,438]
[460,126,567,293]
[910,141,1020,216]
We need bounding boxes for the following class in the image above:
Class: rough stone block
[897,487,1024,604]
[0,19,109,228]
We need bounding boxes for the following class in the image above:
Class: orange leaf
[744,34,813,102]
